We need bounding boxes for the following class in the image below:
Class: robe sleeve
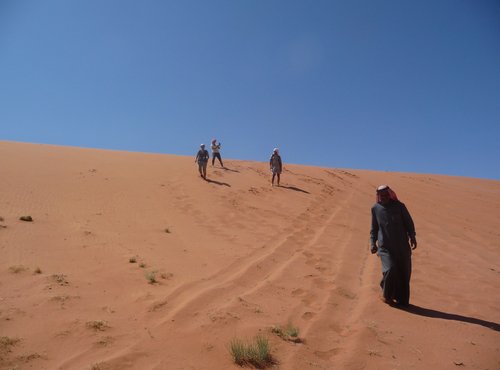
[370,206,379,247]
[400,203,416,239]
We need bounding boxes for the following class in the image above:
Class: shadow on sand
[279,185,310,194]
[399,304,500,332]
[220,166,240,173]
[205,178,231,187]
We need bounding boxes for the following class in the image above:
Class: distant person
[195,144,209,179]
[370,185,417,307]
[211,139,224,167]
[269,148,282,186]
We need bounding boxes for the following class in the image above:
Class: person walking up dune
[195,144,209,180]
[269,148,282,187]
[370,185,417,306]
[211,139,224,167]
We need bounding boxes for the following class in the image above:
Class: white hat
[200,143,205,148]
[377,185,389,192]
[273,148,279,153]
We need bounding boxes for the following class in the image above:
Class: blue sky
[1,0,499,179]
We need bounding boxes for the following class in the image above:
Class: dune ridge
[0,141,499,370]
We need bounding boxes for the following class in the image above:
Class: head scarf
[273,148,279,154]
[376,185,398,203]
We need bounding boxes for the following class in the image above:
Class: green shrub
[228,335,273,368]
[271,323,301,343]
[229,338,246,365]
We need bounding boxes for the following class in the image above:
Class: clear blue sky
[1,0,499,179]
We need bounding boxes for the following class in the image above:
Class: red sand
[0,141,498,369]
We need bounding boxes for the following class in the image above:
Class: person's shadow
[205,178,231,187]
[279,185,310,194]
[399,304,500,332]
[221,167,240,173]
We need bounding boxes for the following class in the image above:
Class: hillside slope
[1,141,499,370]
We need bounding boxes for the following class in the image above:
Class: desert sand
[0,141,499,370]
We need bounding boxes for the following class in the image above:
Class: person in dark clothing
[370,185,417,306]
[269,148,282,186]
[195,144,209,179]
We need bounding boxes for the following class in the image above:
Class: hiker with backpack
[195,144,210,180]
[269,148,282,186]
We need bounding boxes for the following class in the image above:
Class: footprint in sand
[302,311,316,321]
[314,348,341,360]
[292,288,305,297]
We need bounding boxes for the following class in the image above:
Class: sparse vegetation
[228,335,273,368]
[0,336,21,353]
[271,323,302,343]
[51,294,71,303]
[34,266,42,274]
[52,274,69,285]
[145,271,158,284]
[160,272,173,280]
[86,320,109,331]
[18,352,42,361]
[19,215,33,222]
[129,257,137,263]
[139,262,146,268]
[8,265,27,273]
[229,338,246,365]
[164,228,171,233]
[96,336,114,347]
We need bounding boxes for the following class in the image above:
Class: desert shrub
[228,335,273,368]
[145,271,157,284]
[229,338,246,365]
[271,323,301,343]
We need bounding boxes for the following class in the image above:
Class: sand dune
[0,141,499,370]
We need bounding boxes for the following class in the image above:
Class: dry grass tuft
[228,335,273,368]
[0,336,21,353]
[8,265,27,273]
[51,274,69,285]
[145,271,158,284]
[271,323,302,343]
[95,336,114,347]
[86,320,110,331]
